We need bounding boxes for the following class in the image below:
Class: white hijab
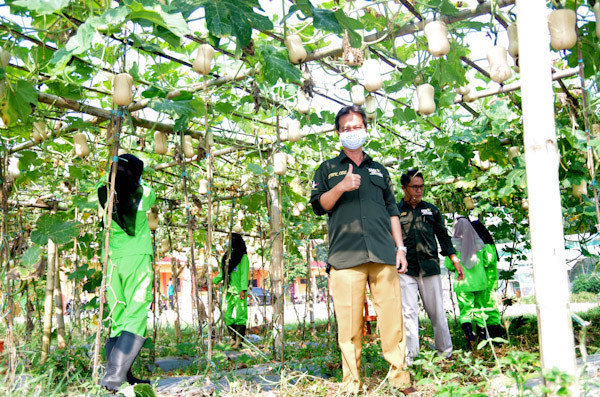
[452,217,484,269]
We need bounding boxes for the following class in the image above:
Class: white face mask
[339,128,367,150]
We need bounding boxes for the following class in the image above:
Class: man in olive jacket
[397,169,464,364]
[310,105,411,393]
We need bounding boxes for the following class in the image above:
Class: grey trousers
[399,273,453,363]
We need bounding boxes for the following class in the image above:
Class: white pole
[518,0,577,384]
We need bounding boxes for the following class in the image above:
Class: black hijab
[470,219,500,258]
[98,154,144,236]
[221,233,247,276]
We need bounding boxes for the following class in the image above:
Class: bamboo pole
[151,231,159,362]
[91,109,122,378]
[0,155,17,378]
[169,255,181,343]
[54,251,66,349]
[517,0,577,387]
[178,132,204,335]
[306,240,315,331]
[268,175,284,361]
[41,238,57,364]
[574,11,600,234]
[204,77,214,360]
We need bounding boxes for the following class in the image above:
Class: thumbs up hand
[339,164,361,192]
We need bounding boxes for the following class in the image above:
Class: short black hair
[401,169,424,187]
[334,105,367,132]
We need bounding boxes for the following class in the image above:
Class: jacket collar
[337,150,372,166]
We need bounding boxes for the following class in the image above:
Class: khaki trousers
[330,262,410,393]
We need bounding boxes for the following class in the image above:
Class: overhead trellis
[0,0,598,389]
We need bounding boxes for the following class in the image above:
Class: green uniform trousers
[223,292,248,327]
[106,254,153,337]
[456,290,488,327]
[482,289,501,326]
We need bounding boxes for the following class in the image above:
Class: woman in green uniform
[97,154,156,392]
[470,219,505,339]
[445,217,492,347]
[213,233,250,349]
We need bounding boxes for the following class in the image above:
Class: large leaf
[201,0,273,48]
[66,18,102,55]
[312,8,341,33]
[127,0,190,37]
[12,0,70,15]
[334,10,363,48]
[20,245,43,268]
[31,214,80,245]
[0,79,37,125]
[149,98,196,118]
[258,45,302,84]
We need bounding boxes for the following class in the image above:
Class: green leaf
[312,8,341,33]
[20,245,43,268]
[103,6,130,24]
[31,214,80,245]
[201,0,272,47]
[49,48,73,69]
[258,45,302,84]
[214,102,234,114]
[66,19,100,55]
[1,80,37,125]
[128,0,190,37]
[248,163,264,175]
[133,382,156,397]
[203,1,233,38]
[72,195,97,210]
[334,10,363,47]
[12,0,70,15]
[149,98,196,117]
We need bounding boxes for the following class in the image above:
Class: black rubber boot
[227,325,237,346]
[105,336,150,385]
[476,325,489,340]
[237,325,246,347]
[488,324,506,339]
[101,331,147,392]
[232,325,243,349]
[461,323,476,344]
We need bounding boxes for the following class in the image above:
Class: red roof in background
[310,261,327,269]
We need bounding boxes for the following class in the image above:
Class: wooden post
[203,75,214,360]
[169,254,181,343]
[54,251,66,349]
[518,0,577,385]
[92,108,121,378]
[268,176,284,361]
[306,241,315,331]
[0,156,17,378]
[41,239,56,364]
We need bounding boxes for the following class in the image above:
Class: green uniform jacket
[444,245,497,293]
[97,177,156,259]
[310,151,400,270]
[397,200,456,277]
[213,254,250,294]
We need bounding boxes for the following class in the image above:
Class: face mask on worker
[339,128,367,150]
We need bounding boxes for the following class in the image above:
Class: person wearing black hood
[469,219,506,340]
[96,154,156,392]
[212,233,250,349]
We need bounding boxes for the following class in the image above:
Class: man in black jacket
[397,169,464,364]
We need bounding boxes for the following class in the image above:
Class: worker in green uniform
[445,217,505,345]
[470,219,505,339]
[213,232,250,349]
[97,154,156,392]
